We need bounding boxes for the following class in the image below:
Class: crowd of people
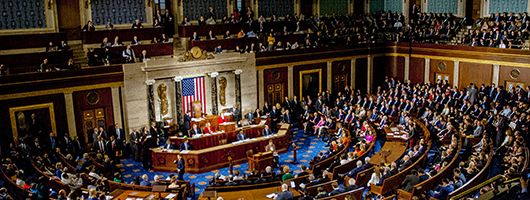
[467,12,529,48]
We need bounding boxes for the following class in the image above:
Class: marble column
[327,61,332,92]
[404,57,410,81]
[210,72,219,115]
[258,69,265,108]
[424,58,431,84]
[146,80,156,123]
[351,58,356,89]
[111,86,123,127]
[492,65,500,85]
[288,66,294,98]
[367,56,373,94]
[234,70,243,120]
[174,76,184,125]
[63,92,77,139]
[453,61,460,88]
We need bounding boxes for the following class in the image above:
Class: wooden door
[82,108,106,150]
[56,0,81,40]
[301,0,313,17]
[354,0,365,14]
[333,74,348,93]
[267,83,284,106]
[435,73,451,84]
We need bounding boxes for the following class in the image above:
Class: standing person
[174,154,185,180]
[140,136,151,170]
[149,122,159,147]
[183,110,192,136]
[129,128,141,162]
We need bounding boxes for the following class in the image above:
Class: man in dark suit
[339,160,364,178]
[106,136,118,161]
[45,132,58,153]
[262,125,273,137]
[283,110,292,124]
[229,104,241,122]
[183,110,192,135]
[282,96,291,111]
[94,136,106,155]
[399,155,412,171]
[271,105,280,132]
[60,133,71,154]
[150,122,160,147]
[179,138,193,150]
[402,169,419,192]
[189,124,201,137]
[237,130,247,141]
[113,124,126,145]
[329,182,344,196]
[131,19,143,29]
[174,154,185,180]
[276,183,294,200]
[344,178,360,191]
[98,126,108,140]
[245,109,254,124]
[130,128,141,161]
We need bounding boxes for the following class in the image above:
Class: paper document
[266,193,277,198]
[164,194,177,199]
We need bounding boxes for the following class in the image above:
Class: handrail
[449,175,503,200]
[446,142,494,199]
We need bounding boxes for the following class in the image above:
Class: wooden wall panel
[459,62,493,88]
[294,63,328,98]
[0,94,67,153]
[499,66,530,90]
[409,57,425,84]
[263,67,289,104]
[332,60,352,93]
[355,58,368,94]
[73,88,115,148]
[429,59,454,85]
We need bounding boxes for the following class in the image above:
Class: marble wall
[123,53,257,129]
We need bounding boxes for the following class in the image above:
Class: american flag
[182,76,206,115]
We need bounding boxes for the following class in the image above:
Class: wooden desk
[189,115,232,131]
[153,123,291,173]
[0,32,67,50]
[0,50,73,74]
[248,151,274,172]
[81,28,165,44]
[109,189,183,200]
[383,126,408,142]
[369,142,407,165]
[199,186,301,200]
[169,124,264,150]
[218,122,237,132]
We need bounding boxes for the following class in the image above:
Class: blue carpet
[120,128,329,199]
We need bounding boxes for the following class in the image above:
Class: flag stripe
[182,77,205,116]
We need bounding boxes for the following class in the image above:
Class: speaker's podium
[218,122,236,132]
[248,151,274,172]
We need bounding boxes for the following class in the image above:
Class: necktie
[185,144,188,150]
[100,141,103,151]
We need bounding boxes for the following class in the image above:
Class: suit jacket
[107,141,118,156]
[189,128,201,137]
[237,133,247,141]
[262,128,273,137]
[94,140,106,153]
[399,160,412,171]
[283,113,292,124]
[402,174,419,192]
[245,113,254,122]
[176,158,185,170]
[114,128,125,142]
[329,188,344,196]
[183,114,192,130]
[276,191,294,200]
[180,143,193,150]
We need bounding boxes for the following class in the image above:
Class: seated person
[58,41,70,50]
[189,124,201,137]
[179,138,193,150]
[140,50,149,62]
[206,30,216,40]
[163,140,175,150]
[122,45,136,63]
[105,21,114,30]
[131,36,141,45]
[247,30,257,37]
[262,125,273,137]
[191,32,199,41]
[237,29,246,38]
[87,48,100,66]
[82,21,95,32]
[214,44,223,54]
[153,19,162,27]
[112,36,123,47]
[206,16,216,24]
[160,33,169,43]
[101,37,110,48]
[46,41,55,51]
[0,64,8,75]
[131,19,143,29]
[237,130,247,141]
[198,16,207,25]
[203,122,215,134]
[151,36,159,44]
[223,30,231,39]
[181,17,191,26]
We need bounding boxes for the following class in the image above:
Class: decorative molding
[0,82,124,101]
[145,79,156,85]
[174,76,184,82]
[210,72,219,77]
[234,69,243,75]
